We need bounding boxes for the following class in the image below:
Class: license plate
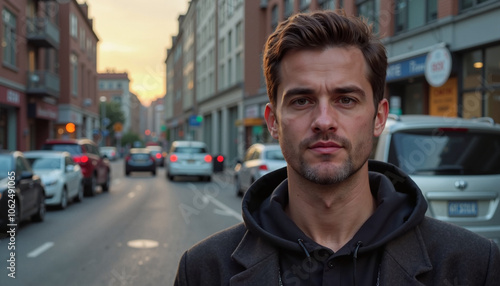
[448,201,478,217]
[187,159,195,164]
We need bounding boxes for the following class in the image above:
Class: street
[0,159,242,286]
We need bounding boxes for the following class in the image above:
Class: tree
[100,101,125,144]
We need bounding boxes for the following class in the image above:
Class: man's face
[265,47,387,185]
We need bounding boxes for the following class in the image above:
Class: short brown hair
[263,10,387,109]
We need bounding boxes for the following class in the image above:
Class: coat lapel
[230,230,280,286]
[380,226,433,285]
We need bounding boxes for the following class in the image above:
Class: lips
[309,141,342,154]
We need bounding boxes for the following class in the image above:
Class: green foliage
[121,131,143,147]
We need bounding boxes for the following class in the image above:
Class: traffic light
[145,129,151,136]
[65,123,76,133]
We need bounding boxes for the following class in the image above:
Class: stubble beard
[283,132,372,186]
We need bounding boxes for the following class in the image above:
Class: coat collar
[230,230,281,285]
[380,224,433,285]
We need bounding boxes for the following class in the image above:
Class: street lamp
[100,96,107,146]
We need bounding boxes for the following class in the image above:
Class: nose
[312,100,338,133]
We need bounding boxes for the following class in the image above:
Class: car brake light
[217,155,224,163]
[125,155,131,161]
[74,155,89,163]
[170,154,178,162]
[156,153,161,159]
[259,165,268,171]
[204,155,212,163]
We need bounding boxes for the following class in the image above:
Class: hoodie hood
[242,160,428,263]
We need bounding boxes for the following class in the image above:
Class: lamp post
[100,96,107,146]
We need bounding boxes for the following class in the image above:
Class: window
[236,52,243,82]
[2,9,17,68]
[300,0,311,11]
[228,58,233,86]
[71,53,78,96]
[319,0,335,10]
[395,0,437,33]
[236,21,243,47]
[460,0,493,10]
[271,4,279,30]
[284,0,294,18]
[462,46,500,123]
[228,30,232,53]
[70,13,78,38]
[357,0,380,34]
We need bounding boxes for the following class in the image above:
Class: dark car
[42,139,111,196]
[125,148,157,176]
[0,150,46,234]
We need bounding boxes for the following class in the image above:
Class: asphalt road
[0,159,242,286]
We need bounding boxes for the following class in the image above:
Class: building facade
[56,1,99,141]
[165,0,500,167]
[0,0,98,151]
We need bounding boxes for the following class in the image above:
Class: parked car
[0,150,46,233]
[372,114,500,244]
[100,146,118,161]
[234,143,287,196]
[42,139,111,196]
[125,148,157,176]
[166,141,213,181]
[146,145,166,167]
[24,151,84,209]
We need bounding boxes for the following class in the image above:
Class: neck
[286,163,376,252]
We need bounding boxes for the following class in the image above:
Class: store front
[0,86,27,150]
[460,44,500,123]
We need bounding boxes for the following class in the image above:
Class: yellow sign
[429,77,457,117]
[113,122,123,132]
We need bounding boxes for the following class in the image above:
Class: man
[175,11,500,285]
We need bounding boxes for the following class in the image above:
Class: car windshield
[264,149,285,160]
[388,130,500,175]
[27,157,62,170]
[174,147,207,154]
[42,144,82,155]
[0,155,12,179]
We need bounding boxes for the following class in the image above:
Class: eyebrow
[283,85,366,98]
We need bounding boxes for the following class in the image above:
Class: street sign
[189,115,203,127]
[103,117,110,127]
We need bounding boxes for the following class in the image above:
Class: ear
[264,103,279,139]
[374,98,389,137]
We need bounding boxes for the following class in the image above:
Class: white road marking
[27,242,54,258]
[205,194,243,222]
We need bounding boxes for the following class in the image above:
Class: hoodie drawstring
[352,241,363,286]
[297,239,312,286]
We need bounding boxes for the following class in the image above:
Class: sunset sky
[83,0,189,106]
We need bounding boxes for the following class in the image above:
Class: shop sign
[425,47,452,87]
[0,87,21,107]
[429,77,457,117]
[386,54,427,82]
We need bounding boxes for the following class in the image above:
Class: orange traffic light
[145,129,151,136]
[65,123,76,133]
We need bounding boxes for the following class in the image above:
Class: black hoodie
[241,160,428,286]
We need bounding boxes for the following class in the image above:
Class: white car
[166,141,213,181]
[234,143,287,196]
[24,151,84,209]
[100,146,118,161]
[372,115,500,245]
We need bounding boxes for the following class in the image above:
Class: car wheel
[31,190,46,222]
[235,175,243,197]
[167,174,174,181]
[74,182,84,203]
[205,176,211,182]
[152,170,156,176]
[85,175,97,196]
[101,171,110,192]
[59,188,68,210]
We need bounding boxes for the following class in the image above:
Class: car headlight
[44,180,58,187]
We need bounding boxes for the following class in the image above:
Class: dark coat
[175,218,500,285]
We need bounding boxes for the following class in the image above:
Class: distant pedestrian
[174,10,500,286]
